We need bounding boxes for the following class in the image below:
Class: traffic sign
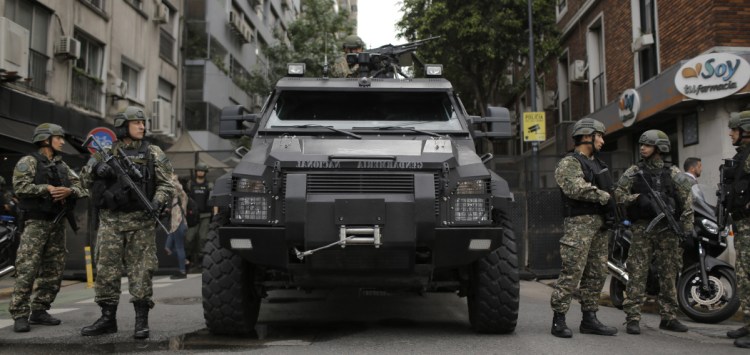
[523,112,546,142]
[86,127,117,154]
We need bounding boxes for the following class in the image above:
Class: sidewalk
[0,275,82,300]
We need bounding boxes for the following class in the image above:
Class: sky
[357,0,403,49]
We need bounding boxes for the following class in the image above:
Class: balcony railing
[27,49,48,94]
[71,70,102,112]
[592,72,605,111]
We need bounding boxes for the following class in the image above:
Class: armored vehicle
[203,61,519,334]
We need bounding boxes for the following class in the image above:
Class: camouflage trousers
[735,218,750,327]
[185,213,210,264]
[94,220,158,308]
[8,219,66,319]
[550,214,608,314]
[623,223,682,322]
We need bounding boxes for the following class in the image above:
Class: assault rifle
[84,136,169,234]
[347,36,440,79]
[635,170,684,235]
[48,160,78,232]
[717,159,736,231]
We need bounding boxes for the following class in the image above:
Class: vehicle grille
[306,173,414,194]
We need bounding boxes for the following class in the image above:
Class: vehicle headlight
[453,197,489,222]
[456,180,487,195]
[235,178,265,193]
[234,196,269,220]
[701,218,718,235]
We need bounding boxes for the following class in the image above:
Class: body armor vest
[561,152,607,217]
[94,141,156,212]
[18,153,71,220]
[626,162,679,222]
[190,179,211,213]
[726,147,750,215]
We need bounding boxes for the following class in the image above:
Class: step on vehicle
[202,46,519,334]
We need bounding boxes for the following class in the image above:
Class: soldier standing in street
[185,162,213,269]
[80,106,174,339]
[550,118,618,338]
[723,110,750,348]
[331,34,364,78]
[615,130,693,335]
[9,123,87,332]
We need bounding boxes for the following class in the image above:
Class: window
[557,52,570,122]
[121,61,141,99]
[159,2,177,63]
[556,0,567,20]
[83,0,105,10]
[72,30,104,111]
[124,0,142,10]
[634,0,658,84]
[4,0,51,94]
[158,78,174,103]
[75,31,104,78]
[587,17,605,112]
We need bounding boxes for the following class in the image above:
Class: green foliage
[397,0,559,114]
[247,0,354,93]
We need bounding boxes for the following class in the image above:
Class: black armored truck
[203,51,519,334]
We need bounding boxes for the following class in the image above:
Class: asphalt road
[0,275,746,354]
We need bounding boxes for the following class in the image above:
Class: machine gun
[84,136,169,234]
[347,36,440,79]
[48,160,78,232]
[717,158,736,231]
[635,170,684,236]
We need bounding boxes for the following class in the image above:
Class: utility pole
[528,0,539,190]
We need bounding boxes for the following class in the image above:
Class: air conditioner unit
[569,59,588,82]
[151,99,173,134]
[631,33,654,52]
[543,90,557,110]
[54,36,81,60]
[155,3,170,24]
[229,10,243,33]
[108,78,128,98]
[0,17,30,78]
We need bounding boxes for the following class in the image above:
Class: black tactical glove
[637,194,653,210]
[150,198,165,215]
[94,162,115,178]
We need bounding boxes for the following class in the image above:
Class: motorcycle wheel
[609,277,626,310]
[677,266,740,324]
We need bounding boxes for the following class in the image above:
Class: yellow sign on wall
[523,112,546,142]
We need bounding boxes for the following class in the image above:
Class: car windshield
[264,90,463,131]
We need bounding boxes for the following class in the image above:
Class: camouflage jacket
[331,55,358,78]
[615,156,694,231]
[555,150,610,205]
[12,150,87,201]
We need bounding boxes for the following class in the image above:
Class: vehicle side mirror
[469,106,512,139]
[219,105,259,139]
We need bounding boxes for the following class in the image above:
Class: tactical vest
[726,147,750,216]
[18,153,71,220]
[189,179,211,213]
[561,152,608,217]
[94,141,156,212]
[626,162,679,222]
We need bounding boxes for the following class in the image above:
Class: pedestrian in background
[165,173,188,279]
[550,118,618,338]
[675,157,701,187]
[185,162,213,270]
[615,130,693,335]
[9,123,87,332]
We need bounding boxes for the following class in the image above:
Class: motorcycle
[607,184,739,323]
[0,214,19,278]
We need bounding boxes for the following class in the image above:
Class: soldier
[550,118,618,338]
[9,123,87,332]
[81,106,174,339]
[724,111,750,348]
[615,130,692,335]
[331,34,365,78]
[185,162,213,268]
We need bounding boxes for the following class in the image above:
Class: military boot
[133,302,150,339]
[551,312,573,338]
[81,304,118,336]
[29,310,61,325]
[580,311,618,335]
[728,326,750,339]
[13,317,30,333]
[736,335,750,348]
[659,319,688,332]
[626,320,640,335]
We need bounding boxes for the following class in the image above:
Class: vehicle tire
[202,211,261,334]
[609,278,626,310]
[467,210,519,334]
[677,265,740,324]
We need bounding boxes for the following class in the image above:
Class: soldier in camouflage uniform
[616,130,692,335]
[9,123,87,333]
[331,34,364,78]
[80,106,174,339]
[723,111,750,348]
[550,118,618,338]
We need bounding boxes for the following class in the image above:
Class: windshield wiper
[271,124,362,139]
[354,126,443,137]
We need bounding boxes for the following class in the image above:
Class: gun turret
[346,36,440,79]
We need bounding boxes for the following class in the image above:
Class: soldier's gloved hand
[637,194,652,210]
[599,191,611,206]
[681,229,697,250]
[150,198,164,214]
[94,162,115,178]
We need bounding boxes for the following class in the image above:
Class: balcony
[71,69,103,112]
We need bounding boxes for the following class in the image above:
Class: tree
[397,0,559,114]
[248,0,354,94]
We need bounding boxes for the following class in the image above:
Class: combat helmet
[638,129,671,153]
[114,106,147,138]
[728,110,750,131]
[32,123,65,143]
[571,118,605,137]
[195,162,208,172]
[342,34,365,50]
